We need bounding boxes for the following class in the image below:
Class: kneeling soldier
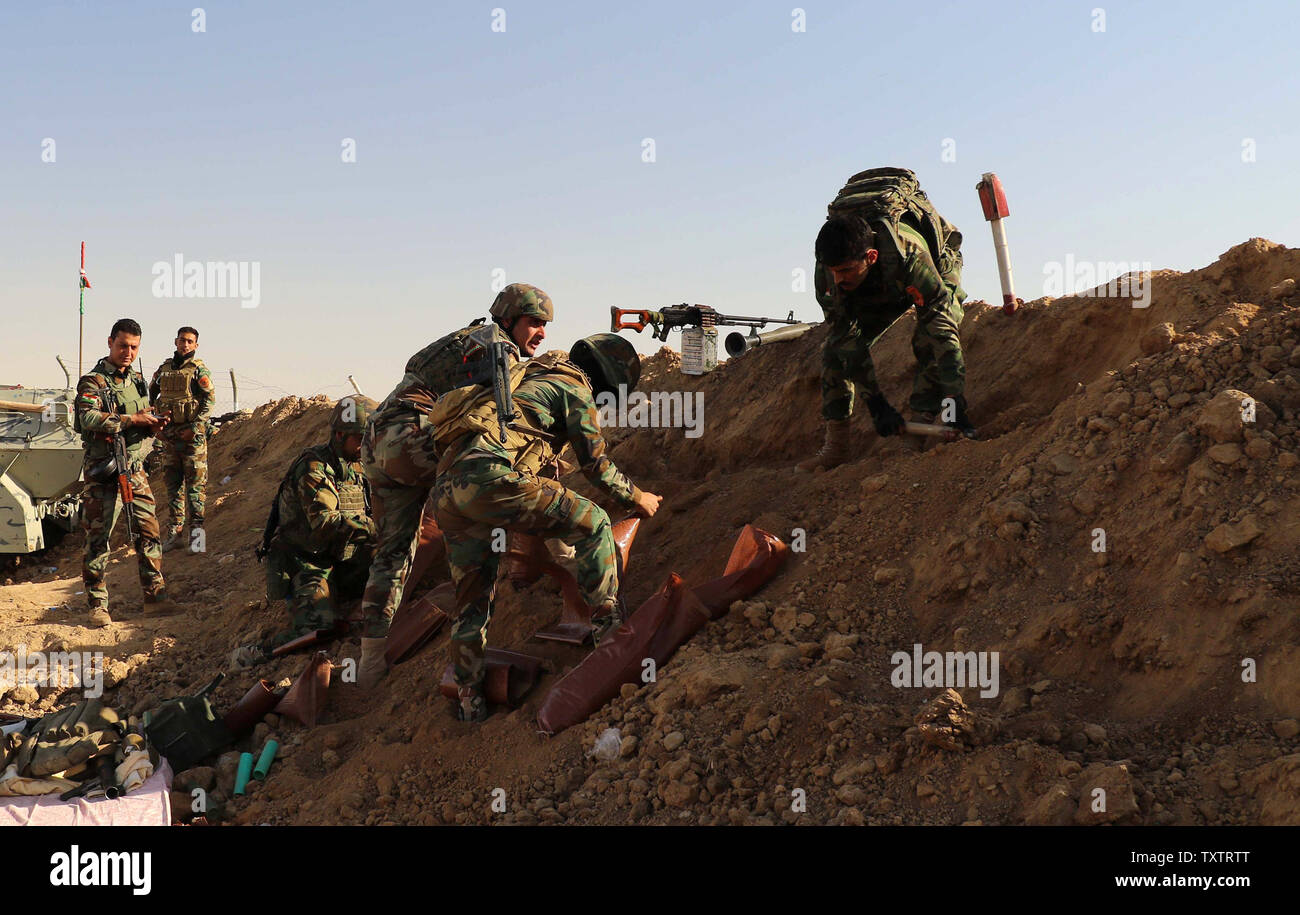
[245,396,379,661]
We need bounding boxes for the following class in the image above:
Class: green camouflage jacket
[815,221,963,350]
[451,358,641,509]
[75,358,153,460]
[274,441,375,560]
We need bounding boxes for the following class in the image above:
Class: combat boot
[88,606,113,628]
[796,419,851,472]
[161,525,185,553]
[358,637,388,689]
[591,595,627,646]
[456,684,488,723]
[144,590,181,616]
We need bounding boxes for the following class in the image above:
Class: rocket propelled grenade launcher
[975,172,1018,315]
[610,305,802,375]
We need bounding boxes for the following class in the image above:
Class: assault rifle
[610,304,800,342]
[464,325,518,444]
[111,432,137,542]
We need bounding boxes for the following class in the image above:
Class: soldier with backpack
[798,168,975,472]
[355,284,553,689]
[426,333,662,722]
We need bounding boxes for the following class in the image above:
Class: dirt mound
[3,238,1298,825]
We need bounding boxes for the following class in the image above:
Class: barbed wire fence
[207,371,358,415]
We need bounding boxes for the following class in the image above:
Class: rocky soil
[3,238,1298,825]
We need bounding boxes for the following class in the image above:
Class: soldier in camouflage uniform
[74,319,172,627]
[355,283,554,689]
[798,214,974,472]
[148,326,216,551]
[236,396,379,664]
[431,333,662,722]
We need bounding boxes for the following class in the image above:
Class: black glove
[945,395,977,440]
[866,393,905,437]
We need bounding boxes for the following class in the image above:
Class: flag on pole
[79,241,91,304]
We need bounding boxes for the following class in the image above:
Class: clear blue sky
[4,1,1297,409]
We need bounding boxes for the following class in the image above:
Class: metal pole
[230,369,239,412]
[347,374,363,396]
[989,218,1016,312]
[77,241,88,379]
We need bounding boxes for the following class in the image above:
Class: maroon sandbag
[385,582,454,666]
[692,525,792,618]
[399,511,448,609]
[274,651,333,727]
[222,679,282,736]
[438,648,546,708]
[536,575,709,735]
[533,516,643,646]
[535,525,789,736]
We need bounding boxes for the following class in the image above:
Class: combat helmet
[489,283,554,323]
[330,395,379,435]
[570,333,641,396]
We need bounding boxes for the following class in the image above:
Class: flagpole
[78,241,87,379]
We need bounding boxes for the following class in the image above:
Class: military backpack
[827,167,964,286]
[430,352,588,475]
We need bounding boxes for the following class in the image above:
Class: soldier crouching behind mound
[231,396,378,666]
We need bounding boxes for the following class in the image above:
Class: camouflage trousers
[263,539,372,649]
[156,426,208,529]
[821,290,967,420]
[359,416,441,638]
[432,460,619,690]
[81,460,165,611]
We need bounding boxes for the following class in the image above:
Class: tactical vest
[432,352,590,476]
[154,357,203,424]
[76,360,151,457]
[335,478,368,514]
[273,443,367,557]
[376,320,518,424]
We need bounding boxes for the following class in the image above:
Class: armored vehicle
[0,373,83,554]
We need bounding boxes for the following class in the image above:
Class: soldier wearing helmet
[430,333,662,723]
[354,284,556,689]
[233,395,379,665]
